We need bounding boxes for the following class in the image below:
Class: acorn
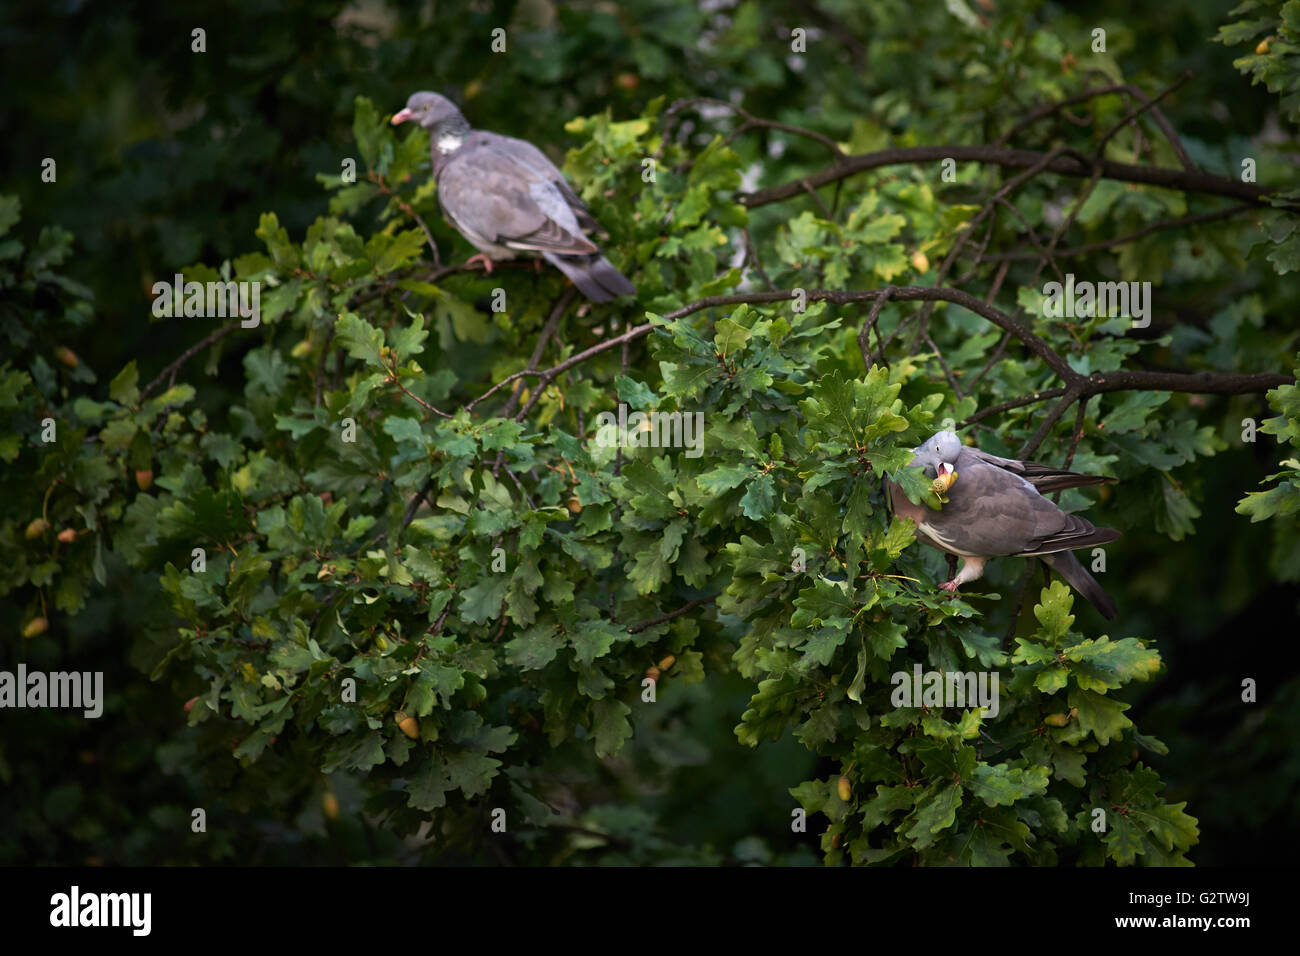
[23,617,48,638]
[1256,37,1271,55]
[566,496,582,514]
[54,346,80,369]
[396,711,420,739]
[317,565,334,582]
[932,469,958,495]
[645,666,660,683]
[241,662,257,682]
[928,470,958,507]
[184,696,199,714]
[658,654,676,671]
[57,527,78,543]
[322,792,340,821]
[911,250,930,274]
[25,518,50,539]
[290,337,314,359]
[135,469,154,491]
[1044,712,1070,727]
[616,72,639,91]
[837,776,852,802]
[375,635,389,652]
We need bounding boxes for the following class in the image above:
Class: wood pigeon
[391,91,636,303]
[888,430,1120,619]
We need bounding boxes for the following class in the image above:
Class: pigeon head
[912,429,963,478]
[391,92,468,133]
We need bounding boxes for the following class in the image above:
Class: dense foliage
[3,0,1298,865]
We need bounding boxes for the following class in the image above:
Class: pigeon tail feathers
[543,252,636,303]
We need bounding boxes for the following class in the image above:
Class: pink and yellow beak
[391,108,415,125]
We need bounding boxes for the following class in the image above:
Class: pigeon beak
[391,109,415,125]
[938,462,954,476]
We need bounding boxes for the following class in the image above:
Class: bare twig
[501,464,537,509]
[966,331,1011,392]
[993,196,1065,285]
[953,218,999,284]
[400,476,435,540]
[408,207,442,267]
[141,324,239,400]
[1062,398,1090,471]
[740,144,1277,210]
[387,360,453,419]
[1092,73,1193,167]
[962,388,1069,426]
[800,179,836,221]
[858,286,896,369]
[502,287,577,418]
[626,595,718,635]
[925,332,963,398]
[369,169,442,267]
[998,80,1197,172]
[1020,389,1083,459]
[743,226,775,291]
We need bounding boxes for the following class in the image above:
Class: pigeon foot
[466,253,495,274]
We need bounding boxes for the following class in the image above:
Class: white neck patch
[436,132,464,153]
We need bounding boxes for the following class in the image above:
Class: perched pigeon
[888,430,1120,619]
[391,91,636,303]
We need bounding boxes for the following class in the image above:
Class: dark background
[1,0,1296,865]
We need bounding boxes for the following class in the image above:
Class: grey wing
[964,446,1115,493]
[437,145,598,256]
[965,447,1024,471]
[481,133,601,233]
[922,459,1117,558]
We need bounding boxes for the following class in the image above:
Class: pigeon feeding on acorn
[391,91,636,304]
[889,429,1120,620]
